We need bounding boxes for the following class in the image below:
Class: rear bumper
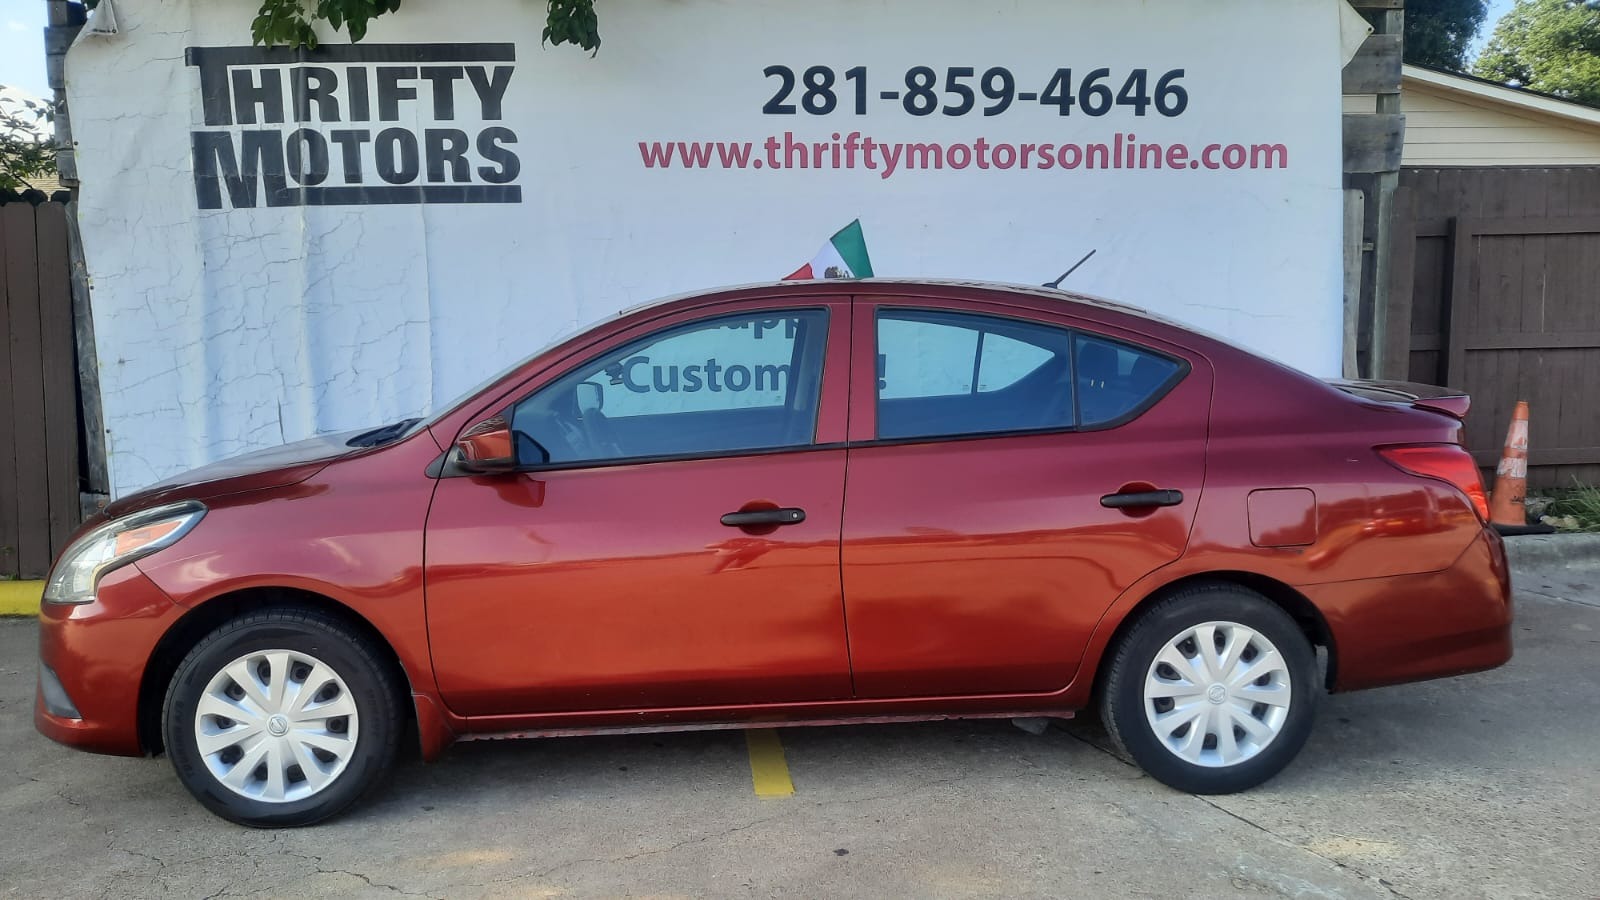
[34,564,181,757]
[1309,527,1513,693]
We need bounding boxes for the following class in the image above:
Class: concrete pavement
[1,563,1596,898]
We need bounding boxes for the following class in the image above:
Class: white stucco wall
[67,0,1347,495]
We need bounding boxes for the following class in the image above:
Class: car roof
[638,279,1287,379]
[621,277,1182,328]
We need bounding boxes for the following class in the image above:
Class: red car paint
[36,280,1512,759]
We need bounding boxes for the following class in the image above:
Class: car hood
[104,429,369,519]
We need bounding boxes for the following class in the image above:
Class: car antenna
[1043,249,1097,289]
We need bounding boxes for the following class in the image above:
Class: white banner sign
[67,0,1346,495]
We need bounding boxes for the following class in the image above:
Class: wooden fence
[1,196,82,579]
[1394,167,1600,489]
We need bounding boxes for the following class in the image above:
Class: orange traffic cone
[1488,401,1530,527]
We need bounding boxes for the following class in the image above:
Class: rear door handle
[720,507,807,527]
[1100,489,1184,509]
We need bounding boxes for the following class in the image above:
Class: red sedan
[35,280,1512,826]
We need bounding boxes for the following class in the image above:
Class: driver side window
[510,310,829,466]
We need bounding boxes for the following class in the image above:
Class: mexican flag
[783,219,875,280]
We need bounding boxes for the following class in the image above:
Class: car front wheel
[162,607,403,826]
[1099,584,1317,794]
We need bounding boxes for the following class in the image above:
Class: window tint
[979,332,1055,392]
[875,311,1074,440]
[877,317,977,399]
[1075,333,1181,426]
[511,310,827,465]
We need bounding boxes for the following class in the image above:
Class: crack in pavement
[277,848,445,899]
[1189,794,1412,900]
[1059,727,1411,900]
[9,767,89,811]
[453,770,996,891]
[1517,586,1600,609]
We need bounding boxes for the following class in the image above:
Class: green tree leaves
[248,0,600,53]
[1403,0,1490,71]
[1475,0,1600,105]
[543,0,600,54]
[0,89,57,193]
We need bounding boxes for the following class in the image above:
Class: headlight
[43,501,207,605]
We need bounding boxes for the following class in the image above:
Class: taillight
[1377,444,1490,522]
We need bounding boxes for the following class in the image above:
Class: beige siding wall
[1400,83,1600,166]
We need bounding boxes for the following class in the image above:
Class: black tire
[162,607,403,827]
[1098,583,1318,794]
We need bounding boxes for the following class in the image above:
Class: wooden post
[45,0,80,189]
[1371,7,1404,379]
[1342,190,1366,379]
[1343,1,1407,380]
[65,202,108,502]
[43,0,108,506]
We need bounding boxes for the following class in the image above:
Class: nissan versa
[36,280,1513,826]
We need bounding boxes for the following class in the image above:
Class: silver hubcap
[195,649,360,803]
[1142,621,1292,768]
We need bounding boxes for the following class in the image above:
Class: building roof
[1395,65,1600,167]
[1404,65,1600,131]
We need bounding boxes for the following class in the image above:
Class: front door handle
[1100,489,1184,509]
[720,507,807,527]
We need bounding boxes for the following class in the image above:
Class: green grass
[1538,481,1600,533]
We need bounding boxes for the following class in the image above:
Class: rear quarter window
[1074,333,1183,427]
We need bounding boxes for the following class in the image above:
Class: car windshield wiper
[345,418,421,448]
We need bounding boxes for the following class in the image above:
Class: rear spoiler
[1324,379,1471,420]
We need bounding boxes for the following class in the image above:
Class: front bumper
[34,563,182,757]
[1309,526,1513,693]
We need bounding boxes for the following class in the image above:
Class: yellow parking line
[745,729,795,798]
[0,581,42,616]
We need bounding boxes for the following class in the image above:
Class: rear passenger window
[1075,333,1181,426]
[874,310,1185,440]
[876,311,1074,440]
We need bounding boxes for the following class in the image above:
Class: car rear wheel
[162,608,403,826]
[1099,584,1317,794]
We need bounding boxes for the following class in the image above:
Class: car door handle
[1100,489,1184,509]
[720,507,807,527]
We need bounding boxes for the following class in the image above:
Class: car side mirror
[454,415,519,473]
